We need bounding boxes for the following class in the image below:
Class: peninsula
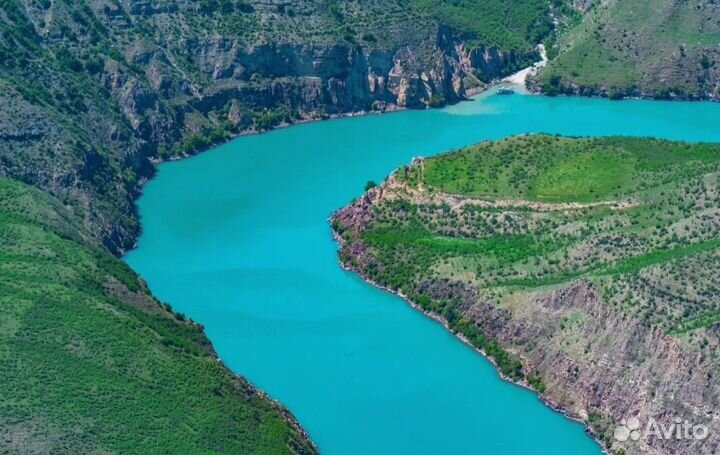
[333,135,720,455]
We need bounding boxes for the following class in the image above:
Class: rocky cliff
[0,0,555,255]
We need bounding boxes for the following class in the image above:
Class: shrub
[427,94,445,108]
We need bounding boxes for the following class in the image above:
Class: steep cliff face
[156,38,473,115]
[332,136,720,455]
[121,25,536,122]
[460,281,720,455]
[0,0,552,253]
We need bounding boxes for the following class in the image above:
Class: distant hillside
[535,0,720,99]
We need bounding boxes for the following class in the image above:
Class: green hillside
[409,0,570,49]
[347,136,720,333]
[0,177,315,455]
[536,0,720,99]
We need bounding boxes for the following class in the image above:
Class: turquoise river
[124,92,720,455]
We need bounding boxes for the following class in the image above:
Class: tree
[700,54,711,70]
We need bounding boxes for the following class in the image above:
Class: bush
[427,94,445,108]
[700,54,711,70]
[362,33,377,43]
[182,134,210,154]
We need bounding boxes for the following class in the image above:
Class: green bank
[0,178,315,454]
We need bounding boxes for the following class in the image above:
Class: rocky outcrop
[460,280,720,455]
[132,30,534,120]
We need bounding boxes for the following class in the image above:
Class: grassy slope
[0,177,315,455]
[537,0,720,98]
[408,0,559,49]
[337,135,720,379]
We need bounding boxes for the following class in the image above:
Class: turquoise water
[125,93,720,455]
